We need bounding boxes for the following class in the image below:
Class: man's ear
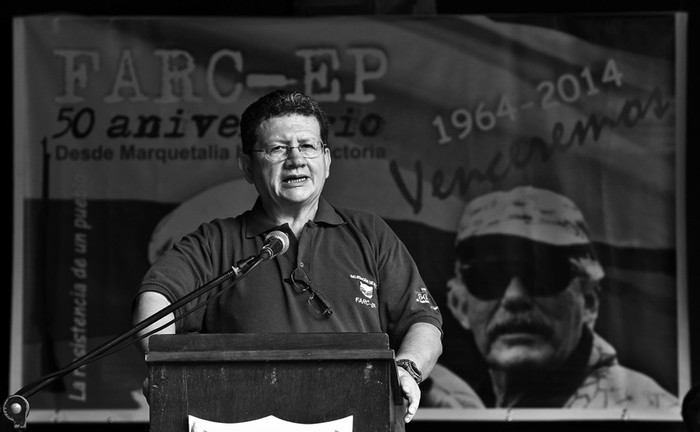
[324,146,331,179]
[446,277,472,330]
[581,283,600,330]
[238,152,254,184]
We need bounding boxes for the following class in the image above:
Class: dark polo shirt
[138,196,442,347]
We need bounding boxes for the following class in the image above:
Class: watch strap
[396,358,423,384]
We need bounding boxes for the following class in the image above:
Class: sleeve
[371,214,443,347]
[136,221,223,334]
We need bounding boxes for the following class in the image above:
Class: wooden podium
[146,333,403,431]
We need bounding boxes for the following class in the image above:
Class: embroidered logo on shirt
[350,274,376,298]
[350,274,377,309]
[416,287,439,310]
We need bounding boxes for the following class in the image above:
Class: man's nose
[501,277,533,309]
[503,277,529,296]
[285,146,306,163]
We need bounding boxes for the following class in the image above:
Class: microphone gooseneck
[4,229,292,430]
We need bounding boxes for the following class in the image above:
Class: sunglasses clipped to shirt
[290,266,333,317]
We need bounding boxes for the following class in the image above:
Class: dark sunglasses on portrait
[459,260,581,300]
[290,266,333,317]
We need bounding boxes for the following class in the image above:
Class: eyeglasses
[290,266,333,317]
[252,140,326,163]
[458,260,580,301]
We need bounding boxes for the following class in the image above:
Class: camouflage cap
[456,186,604,281]
[457,186,593,245]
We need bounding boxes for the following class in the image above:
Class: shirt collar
[244,196,345,239]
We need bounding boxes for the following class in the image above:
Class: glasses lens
[291,267,311,292]
[460,263,511,300]
[460,261,574,300]
[265,145,289,161]
[298,141,323,158]
[307,290,333,316]
[527,264,576,297]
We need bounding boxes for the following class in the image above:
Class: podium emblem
[189,414,353,432]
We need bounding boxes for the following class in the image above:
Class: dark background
[6,0,697,431]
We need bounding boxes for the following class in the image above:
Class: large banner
[12,14,688,423]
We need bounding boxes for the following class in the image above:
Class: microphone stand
[2,252,267,430]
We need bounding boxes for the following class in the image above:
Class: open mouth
[283,175,308,185]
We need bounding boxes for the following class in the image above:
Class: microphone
[259,230,289,261]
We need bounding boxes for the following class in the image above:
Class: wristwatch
[396,359,423,384]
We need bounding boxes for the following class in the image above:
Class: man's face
[455,261,589,372]
[239,114,330,212]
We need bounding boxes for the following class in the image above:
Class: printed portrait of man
[424,185,679,410]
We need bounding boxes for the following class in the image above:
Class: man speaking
[132,90,443,427]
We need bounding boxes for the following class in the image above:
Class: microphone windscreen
[265,230,290,256]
